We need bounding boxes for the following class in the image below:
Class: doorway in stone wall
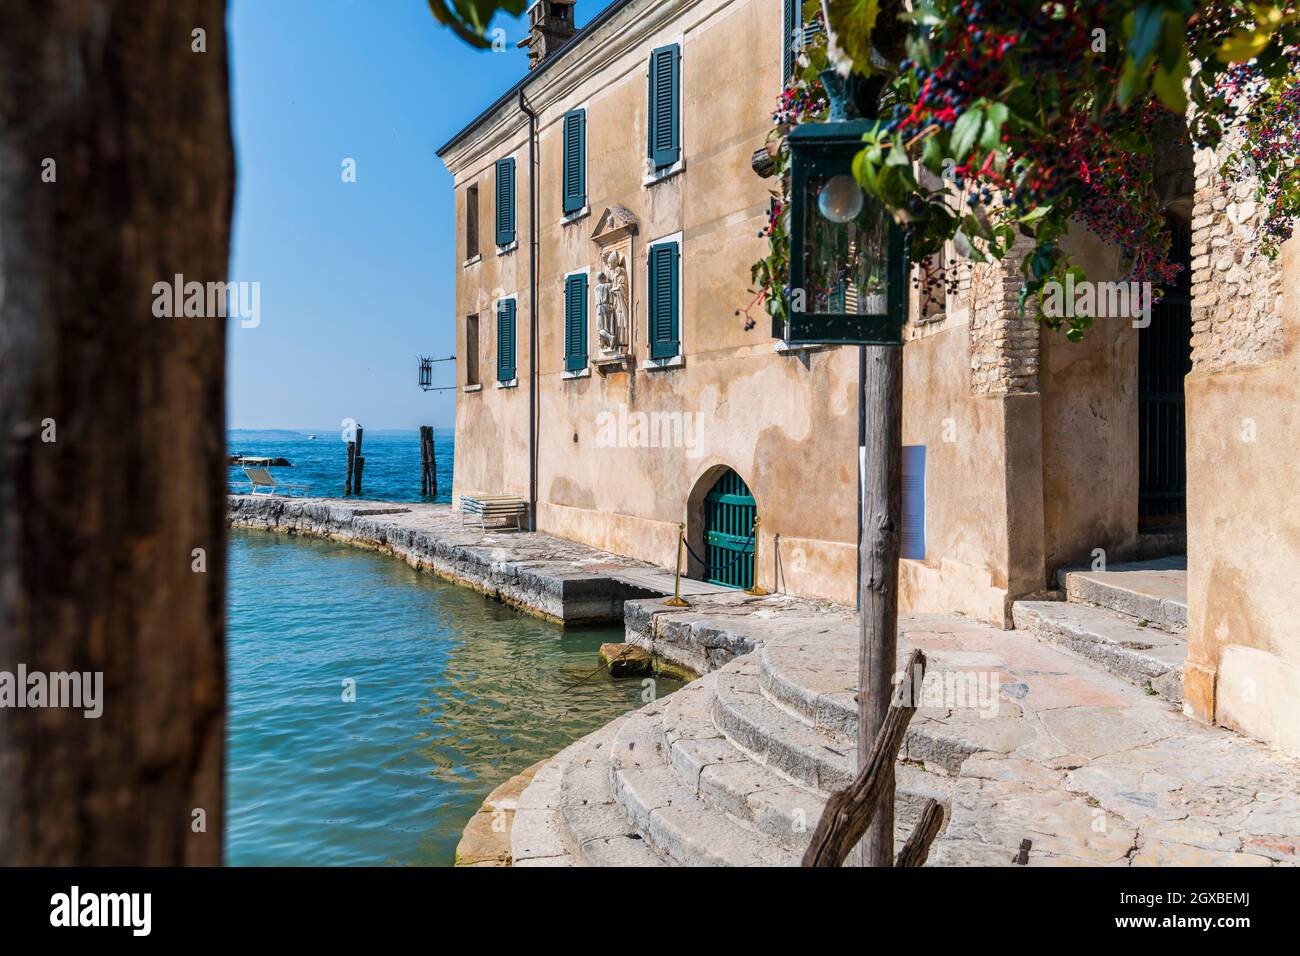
[686,467,757,590]
[1138,215,1193,529]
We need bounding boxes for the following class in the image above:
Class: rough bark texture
[804,649,924,867]
[0,0,233,864]
[895,798,944,868]
[857,345,903,865]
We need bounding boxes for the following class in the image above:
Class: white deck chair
[243,466,312,497]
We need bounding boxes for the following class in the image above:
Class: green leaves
[1118,3,1191,112]
[1217,4,1289,63]
[426,0,528,48]
[826,0,883,73]
[1152,55,1190,112]
[950,106,984,163]
[946,100,1009,164]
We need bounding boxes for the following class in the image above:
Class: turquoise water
[228,428,452,503]
[226,529,679,866]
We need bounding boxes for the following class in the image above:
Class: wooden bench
[460,494,528,532]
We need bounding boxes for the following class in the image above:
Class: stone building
[436,0,1299,756]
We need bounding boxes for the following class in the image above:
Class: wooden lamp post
[786,67,908,866]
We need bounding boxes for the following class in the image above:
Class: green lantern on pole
[783,70,907,346]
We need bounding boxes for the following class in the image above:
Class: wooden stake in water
[419,426,429,497]
[428,429,438,498]
[345,440,355,496]
[353,426,364,496]
[419,426,438,499]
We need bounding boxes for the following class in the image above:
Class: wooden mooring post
[344,439,355,496]
[419,426,438,498]
[353,425,365,496]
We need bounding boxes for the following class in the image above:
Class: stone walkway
[227,494,725,624]
[229,499,1297,866]
[512,598,1300,866]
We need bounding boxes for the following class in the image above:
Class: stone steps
[712,663,857,791]
[1056,559,1188,633]
[1012,600,1186,703]
[756,639,1022,775]
[713,664,960,814]
[608,702,801,866]
[510,623,980,866]
[660,669,827,851]
[506,606,1299,868]
[558,717,666,867]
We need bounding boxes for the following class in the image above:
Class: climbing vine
[740,4,832,332]
[747,0,1300,339]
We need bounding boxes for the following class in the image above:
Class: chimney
[517,0,577,70]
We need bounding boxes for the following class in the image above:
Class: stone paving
[1058,555,1189,631]
[512,594,1300,866]
[228,499,1297,866]
[227,494,723,624]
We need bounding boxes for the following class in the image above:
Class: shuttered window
[901,445,926,560]
[497,298,516,382]
[647,241,680,359]
[466,184,479,260]
[495,157,516,247]
[647,44,680,170]
[562,109,586,215]
[564,273,587,372]
[783,0,798,85]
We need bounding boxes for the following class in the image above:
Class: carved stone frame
[590,205,638,372]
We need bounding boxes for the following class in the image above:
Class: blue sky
[227,0,603,430]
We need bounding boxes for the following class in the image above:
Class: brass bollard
[745,515,770,596]
[665,522,690,607]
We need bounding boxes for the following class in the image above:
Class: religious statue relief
[597,248,629,354]
[590,205,638,365]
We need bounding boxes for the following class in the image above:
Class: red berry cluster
[1209,44,1300,255]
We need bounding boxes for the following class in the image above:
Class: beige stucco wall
[445,0,865,605]
[900,321,1016,624]
[1036,234,1140,574]
[441,0,1151,625]
[1185,206,1298,755]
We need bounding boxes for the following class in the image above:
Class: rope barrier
[681,528,755,575]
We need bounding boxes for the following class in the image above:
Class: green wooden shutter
[495,158,515,247]
[497,298,516,382]
[648,44,680,170]
[564,273,587,372]
[648,242,680,359]
[562,109,586,215]
[783,0,797,85]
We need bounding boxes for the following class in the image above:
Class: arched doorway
[699,468,756,589]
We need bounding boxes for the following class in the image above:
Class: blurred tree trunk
[0,0,232,864]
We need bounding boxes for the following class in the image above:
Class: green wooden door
[704,470,755,589]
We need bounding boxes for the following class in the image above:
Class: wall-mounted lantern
[783,71,907,346]
[418,354,457,392]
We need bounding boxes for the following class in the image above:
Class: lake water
[225,430,679,866]
[228,428,454,503]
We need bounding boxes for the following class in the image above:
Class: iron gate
[704,470,756,589]
[1138,219,1192,527]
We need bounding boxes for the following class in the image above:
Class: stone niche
[590,205,638,373]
